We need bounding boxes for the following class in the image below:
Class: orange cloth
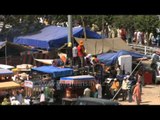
[132,83,141,102]
[60,55,67,64]
[111,81,120,91]
[79,40,84,45]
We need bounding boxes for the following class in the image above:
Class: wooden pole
[5,39,7,65]
[95,41,97,55]
[81,16,87,51]
[102,15,104,53]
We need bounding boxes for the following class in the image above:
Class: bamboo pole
[102,15,104,53]
[5,39,7,65]
[81,16,87,51]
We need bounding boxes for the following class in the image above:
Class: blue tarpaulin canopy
[0,69,13,75]
[60,75,95,80]
[97,50,144,66]
[13,26,102,49]
[60,75,96,85]
[31,66,73,78]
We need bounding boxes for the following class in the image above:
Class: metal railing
[128,43,159,56]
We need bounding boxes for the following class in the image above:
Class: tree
[112,15,135,29]
[0,15,45,41]
[112,15,160,33]
[134,15,160,34]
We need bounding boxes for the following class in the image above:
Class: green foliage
[0,15,45,41]
[133,15,160,33]
[0,15,159,41]
[112,15,160,33]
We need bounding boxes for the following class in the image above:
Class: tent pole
[68,15,73,67]
[68,15,72,44]
[5,39,7,65]
[113,39,114,51]
[81,16,87,51]
[102,15,104,53]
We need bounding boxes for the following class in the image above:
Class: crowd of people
[50,38,144,105]
[0,29,150,106]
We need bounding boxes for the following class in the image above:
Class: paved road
[118,85,160,105]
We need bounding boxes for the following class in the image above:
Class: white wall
[118,55,132,74]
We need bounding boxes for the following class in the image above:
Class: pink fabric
[132,83,141,103]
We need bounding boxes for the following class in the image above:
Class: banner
[24,80,33,88]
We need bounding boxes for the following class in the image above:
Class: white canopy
[0,64,14,70]
[34,59,53,65]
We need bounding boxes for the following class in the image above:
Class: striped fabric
[20,51,51,66]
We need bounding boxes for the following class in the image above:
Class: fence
[128,44,158,56]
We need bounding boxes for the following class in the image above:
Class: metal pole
[68,15,72,67]
[144,46,147,55]
[81,16,87,51]
[102,15,104,53]
[81,16,87,41]
[113,38,114,52]
[68,15,72,44]
[5,39,7,65]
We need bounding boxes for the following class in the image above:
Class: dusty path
[118,85,160,105]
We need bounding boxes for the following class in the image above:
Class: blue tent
[60,75,95,81]
[31,66,73,78]
[13,26,101,49]
[60,75,96,85]
[97,50,144,66]
[0,69,13,75]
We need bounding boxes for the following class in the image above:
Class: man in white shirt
[10,97,20,105]
[137,31,142,45]
[96,84,102,99]
[83,88,91,97]
[72,44,78,66]
[151,51,160,76]
[40,91,45,105]
[121,77,129,101]
[151,51,159,64]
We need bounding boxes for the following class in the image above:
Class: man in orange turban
[77,40,85,67]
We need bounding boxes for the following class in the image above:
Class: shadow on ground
[143,86,155,88]
[141,101,151,103]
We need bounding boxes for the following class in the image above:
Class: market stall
[0,64,15,70]
[23,66,73,99]
[31,65,73,78]
[0,69,13,82]
[24,79,54,98]
[0,69,13,75]
[60,75,96,85]
[0,81,20,90]
[16,64,33,72]
[0,81,21,103]
[60,75,97,98]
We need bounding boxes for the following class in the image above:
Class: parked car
[73,97,120,105]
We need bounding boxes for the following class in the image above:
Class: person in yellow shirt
[1,98,10,105]
[110,78,120,99]
[67,42,72,66]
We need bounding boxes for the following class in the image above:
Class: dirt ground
[118,84,160,105]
